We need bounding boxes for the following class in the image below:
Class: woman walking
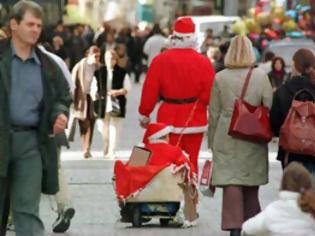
[270,48,315,176]
[208,35,273,236]
[268,56,288,92]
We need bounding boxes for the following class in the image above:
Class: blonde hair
[224,35,256,69]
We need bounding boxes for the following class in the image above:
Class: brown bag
[228,66,273,143]
[279,89,315,156]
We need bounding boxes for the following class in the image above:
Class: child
[242,162,315,236]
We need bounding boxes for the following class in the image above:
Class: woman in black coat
[270,49,315,176]
[268,56,288,92]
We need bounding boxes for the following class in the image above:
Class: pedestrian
[259,51,275,73]
[0,1,72,235]
[138,17,215,226]
[270,48,315,175]
[242,162,315,236]
[143,23,166,66]
[268,56,288,92]
[95,47,131,159]
[72,46,101,159]
[38,40,76,233]
[208,35,273,236]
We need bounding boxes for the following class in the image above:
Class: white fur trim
[138,114,150,124]
[173,31,194,37]
[149,139,168,144]
[172,125,208,134]
[149,126,173,140]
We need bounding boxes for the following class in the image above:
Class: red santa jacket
[139,48,215,133]
[114,141,196,201]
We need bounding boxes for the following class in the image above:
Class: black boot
[230,229,241,236]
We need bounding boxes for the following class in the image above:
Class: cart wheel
[160,218,170,227]
[132,207,142,227]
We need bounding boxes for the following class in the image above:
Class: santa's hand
[139,115,150,128]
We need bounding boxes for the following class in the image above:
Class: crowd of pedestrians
[1,1,315,236]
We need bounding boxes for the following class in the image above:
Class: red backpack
[279,89,315,156]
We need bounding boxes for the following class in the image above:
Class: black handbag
[109,96,121,117]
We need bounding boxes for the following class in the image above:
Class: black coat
[268,71,288,90]
[270,75,315,166]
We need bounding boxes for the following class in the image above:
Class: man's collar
[11,41,41,65]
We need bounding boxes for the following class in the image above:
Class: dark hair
[152,23,162,35]
[281,162,315,218]
[271,56,286,72]
[88,45,100,55]
[293,48,315,81]
[264,51,275,62]
[10,0,43,23]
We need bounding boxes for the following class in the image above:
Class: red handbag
[279,89,315,156]
[228,67,273,143]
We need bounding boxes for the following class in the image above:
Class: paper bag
[199,160,216,197]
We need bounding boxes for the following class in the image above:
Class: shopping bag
[199,160,216,197]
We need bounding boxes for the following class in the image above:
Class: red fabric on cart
[114,142,196,201]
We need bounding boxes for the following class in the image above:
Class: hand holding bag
[199,159,216,197]
[228,67,273,143]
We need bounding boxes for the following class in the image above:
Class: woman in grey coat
[208,35,273,236]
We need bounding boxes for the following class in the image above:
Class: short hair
[10,0,43,24]
[224,35,256,69]
[264,51,275,62]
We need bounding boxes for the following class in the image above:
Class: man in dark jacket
[0,1,72,235]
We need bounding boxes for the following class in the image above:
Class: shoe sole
[53,208,75,233]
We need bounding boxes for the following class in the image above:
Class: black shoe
[230,229,241,236]
[52,207,75,233]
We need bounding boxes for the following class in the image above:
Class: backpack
[279,89,315,156]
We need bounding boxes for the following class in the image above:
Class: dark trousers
[78,118,95,153]
[78,95,95,153]
[0,130,44,236]
[222,186,261,230]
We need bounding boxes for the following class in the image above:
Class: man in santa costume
[138,17,215,173]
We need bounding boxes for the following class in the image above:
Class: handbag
[279,89,315,156]
[228,66,273,143]
[199,160,216,197]
[109,96,121,117]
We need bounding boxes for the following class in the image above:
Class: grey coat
[208,67,273,187]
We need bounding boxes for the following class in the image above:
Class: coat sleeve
[50,64,72,124]
[208,78,221,149]
[200,58,215,105]
[138,57,161,118]
[242,211,269,236]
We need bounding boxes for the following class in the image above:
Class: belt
[162,97,197,104]
[11,125,38,132]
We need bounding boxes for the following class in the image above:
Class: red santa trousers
[169,133,203,174]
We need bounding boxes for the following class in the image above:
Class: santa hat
[142,123,173,145]
[173,17,195,37]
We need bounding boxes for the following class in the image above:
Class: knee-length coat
[208,67,273,187]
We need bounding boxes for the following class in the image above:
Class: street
[8,80,282,236]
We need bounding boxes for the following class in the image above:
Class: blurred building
[0,0,65,26]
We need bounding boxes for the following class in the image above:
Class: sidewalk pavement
[6,153,282,236]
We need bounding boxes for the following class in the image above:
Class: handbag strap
[293,89,315,102]
[176,100,199,147]
[240,66,254,100]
